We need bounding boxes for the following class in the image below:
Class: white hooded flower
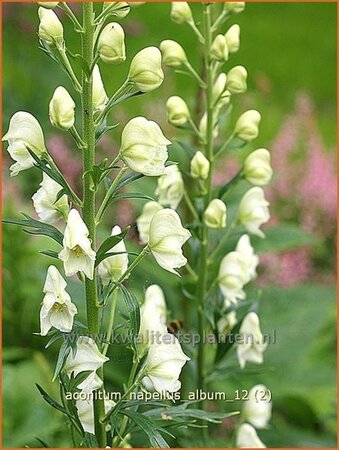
[128,47,164,92]
[148,209,191,275]
[2,111,46,176]
[120,117,171,176]
[204,199,227,229]
[156,165,184,209]
[76,397,115,435]
[236,423,266,448]
[38,7,63,45]
[77,371,103,394]
[98,225,128,284]
[211,34,229,62]
[98,22,126,64]
[49,86,75,130]
[235,110,261,142]
[32,173,69,223]
[40,265,77,336]
[226,66,247,94]
[170,2,193,24]
[58,209,96,279]
[218,251,247,303]
[142,333,190,394]
[160,40,187,67]
[243,384,272,429]
[235,234,259,283]
[243,149,273,186]
[166,96,190,126]
[92,65,108,113]
[136,201,164,245]
[238,187,270,238]
[139,285,167,353]
[212,73,231,107]
[190,151,210,180]
[225,24,240,53]
[237,312,267,369]
[64,336,109,377]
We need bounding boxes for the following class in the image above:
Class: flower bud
[128,47,164,92]
[243,384,272,429]
[160,40,187,67]
[211,34,229,62]
[243,148,273,186]
[49,86,75,130]
[98,226,129,284]
[149,209,191,275]
[190,151,210,180]
[204,199,227,229]
[170,2,193,24]
[218,300,237,334]
[237,312,267,369]
[92,65,108,112]
[236,424,266,448]
[235,110,261,141]
[38,7,63,45]
[199,113,219,140]
[218,251,247,303]
[104,2,130,18]
[212,73,231,108]
[98,22,126,64]
[226,2,246,14]
[156,165,184,209]
[226,65,247,94]
[136,201,164,244]
[120,117,171,176]
[2,112,46,176]
[166,96,190,126]
[238,187,270,238]
[225,24,240,53]
[37,2,59,8]
[32,173,69,223]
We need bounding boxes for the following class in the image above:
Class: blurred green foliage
[2,2,336,448]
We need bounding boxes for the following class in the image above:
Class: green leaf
[218,171,242,198]
[3,213,63,246]
[40,250,59,260]
[119,285,140,343]
[115,172,146,191]
[95,123,119,143]
[173,140,196,157]
[108,192,156,204]
[35,437,51,448]
[95,227,130,267]
[53,338,72,381]
[35,384,67,415]
[66,49,90,77]
[252,224,316,253]
[121,410,171,448]
[68,370,93,393]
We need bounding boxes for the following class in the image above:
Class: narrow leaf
[95,227,130,267]
[36,384,67,415]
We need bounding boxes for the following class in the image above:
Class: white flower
[32,173,69,223]
[166,96,190,126]
[160,40,187,67]
[225,24,240,53]
[238,187,270,238]
[235,110,261,142]
[243,384,272,429]
[170,2,193,24]
[217,299,237,334]
[139,285,167,353]
[211,34,229,62]
[218,251,247,303]
[58,209,96,279]
[2,111,46,176]
[120,117,171,176]
[148,209,191,275]
[236,423,266,448]
[128,47,164,92]
[40,265,77,336]
[76,397,115,435]
[237,312,267,369]
[64,336,109,377]
[204,199,227,229]
[38,7,63,45]
[98,22,126,64]
[49,86,75,130]
[190,151,210,180]
[243,149,273,186]
[92,65,108,113]
[226,2,246,14]
[37,2,59,8]
[77,371,103,394]
[235,234,259,283]
[136,201,164,245]
[226,66,247,94]
[156,165,184,209]
[142,333,190,394]
[98,225,128,284]
[212,73,231,107]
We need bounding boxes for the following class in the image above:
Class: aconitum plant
[3,2,273,448]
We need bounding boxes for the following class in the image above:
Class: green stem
[59,3,83,32]
[56,44,82,93]
[183,189,200,222]
[208,221,236,262]
[102,289,118,356]
[82,3,106,447]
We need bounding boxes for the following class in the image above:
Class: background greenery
[2,2,337,448]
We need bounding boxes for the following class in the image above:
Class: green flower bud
[243,149,273,186]
[170,2,193,24]
[204,199,227,229]
[49,86,75,130]
[235,110,261,141]
[38,7,63,45]
[226,65,247,94]
[98,22,126,64]
[166,96,190,126]
[226,2,246,14]
[160,40,187,67]
[190,151,210,180]
[225,24,240,53]
[211,34,229,62]
[128,47,164,92]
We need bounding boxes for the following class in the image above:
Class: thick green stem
[196,3,214,413]
[82,3,106,447]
